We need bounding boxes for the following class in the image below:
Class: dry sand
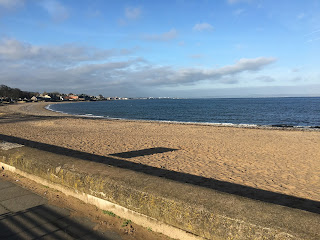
[0,102,319,202]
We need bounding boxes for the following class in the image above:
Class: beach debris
[0,141,23,150]
[55,166,62,174]
[122,220,135,234]
[124,224,135,234]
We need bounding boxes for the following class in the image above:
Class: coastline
[0,101,319,202]
[37,101,320,131]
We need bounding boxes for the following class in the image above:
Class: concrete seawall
[0,140,319,240]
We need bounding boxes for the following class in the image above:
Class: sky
[0,0,319,98]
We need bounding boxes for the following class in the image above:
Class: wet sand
[0,102,319,202]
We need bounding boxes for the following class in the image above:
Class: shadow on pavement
[0,204,120,240]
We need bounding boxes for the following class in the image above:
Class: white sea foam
[45,104,69,115]
[45,104,51,110]
[77,114,104,118]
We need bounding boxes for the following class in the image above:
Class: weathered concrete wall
[0,144,319,240]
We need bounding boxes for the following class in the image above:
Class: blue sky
[0,0,319,97]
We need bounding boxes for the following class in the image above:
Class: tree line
[0,85,38,101]
[0,85,110,102]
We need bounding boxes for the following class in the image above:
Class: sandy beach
[0,102,319,202]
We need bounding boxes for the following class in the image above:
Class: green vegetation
[102,210,116,217]
[122,219,132,227]
[0,84,130,103]
[0,84,37,101]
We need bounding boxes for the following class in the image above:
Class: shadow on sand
[0,134,319,215]
[110,147,178,158]
[0,112,68,124]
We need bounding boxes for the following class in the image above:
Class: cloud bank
[0,38,276,95]
[0,38,131,64]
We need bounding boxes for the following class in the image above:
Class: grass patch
[102,210,116,217]
[122,219,132,227]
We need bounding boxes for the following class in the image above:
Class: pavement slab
[0,179,15,189]
[0,204,9,215]
[0,185,33,201]
[0,178,122,240]
[1,193,47,212]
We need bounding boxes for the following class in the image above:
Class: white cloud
[40,0,69,22]
[305,29,320,43]
[117,18,127,26]
[291,68,300,73]
[0,0,24,8]
[227,0,252,4]
[291,77,303,82]
[193,23,214,32]
[0,38,130,63]
[143,29,178,41]
[0,38,277,94]
[125,7,141,19]
[162,57,277,85]
[119,6,142,26]
[234,43,246,50]
[233,8,245,16]
[306,37,320,43]
[305,29,320,36]
[255,76,275,82]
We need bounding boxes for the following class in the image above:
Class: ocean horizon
[48,97,320,128]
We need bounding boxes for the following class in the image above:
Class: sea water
[48,97,320,128]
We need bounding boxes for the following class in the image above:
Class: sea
[47,97,320,128]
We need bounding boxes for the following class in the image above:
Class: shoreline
[20,101,320,132]
[1,101,320,202]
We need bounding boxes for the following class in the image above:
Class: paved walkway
[0,178,122,240]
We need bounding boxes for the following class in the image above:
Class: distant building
[60,96,71,101]
[68,94,79,100]
[31,96,45,102]
[43,95,51,99]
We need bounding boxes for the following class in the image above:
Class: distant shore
[1,101,320,202]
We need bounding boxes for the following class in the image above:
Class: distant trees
[0,84,111,102]
[0,85,37,101]
[47,92,61,101]
[0,85,21,100]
